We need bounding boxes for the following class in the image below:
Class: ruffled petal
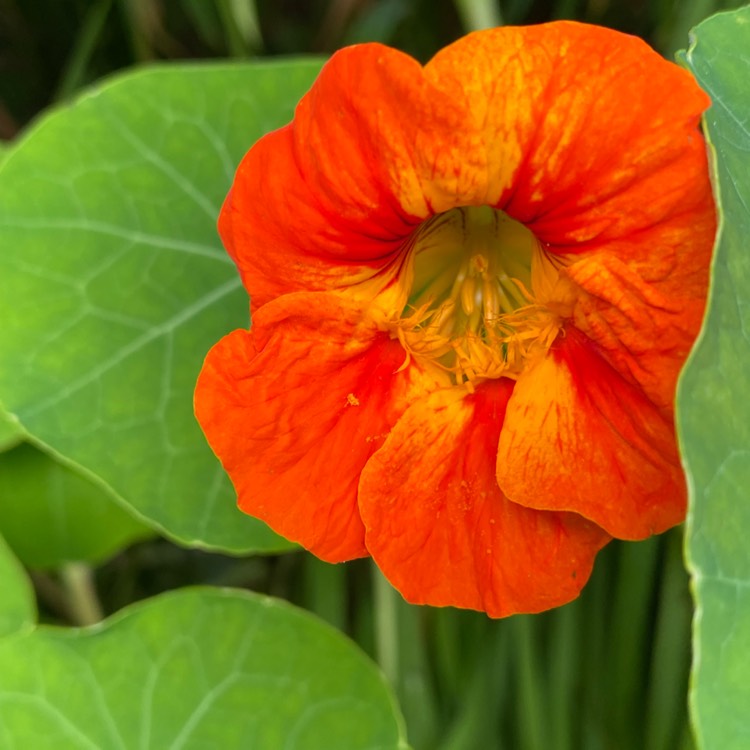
[223,22,713,313]
[194,292,438,561]
[557,252,706,410]
[425,22,713,254]
[358,381,610,617]
[496,330,685,539]
[220,44,435,310]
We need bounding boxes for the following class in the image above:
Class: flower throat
[391,206,562,386]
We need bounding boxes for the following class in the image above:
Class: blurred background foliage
[1,0,747,140]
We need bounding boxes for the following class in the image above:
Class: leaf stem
[514,615,547,750]
[454,0,503,31]
[55,0,112,102]
[60,562,103,626]
[373,562,399,688]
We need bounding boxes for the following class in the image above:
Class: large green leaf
[0,442,149,569]
[0,409,23,452]
[679,7,750,750]
[0,588,408,750]
[0,61,323,553]
[0,534,36,638]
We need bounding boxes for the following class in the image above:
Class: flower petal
[194,293,437,561]
[359,381,610,617]
[559,252,705,410]
[223,22,713,317]
[496,330,685,539]
[220,44,434,310]
[425,22,713,252]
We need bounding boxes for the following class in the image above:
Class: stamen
[460,276,477,316]
[390,206,565,385]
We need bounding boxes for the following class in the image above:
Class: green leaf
[679,7,750,750]
[0,534,36,638]
[0,442,149,569]
[0,408,23,452]
[0,60,323,553]
[0,588,408,750]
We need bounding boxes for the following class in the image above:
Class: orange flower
[195,22,715,616]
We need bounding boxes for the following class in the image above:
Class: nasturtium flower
[195,21,715,617]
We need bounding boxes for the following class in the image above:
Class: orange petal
[359,381,610,617]
[223,22,713,316]
[220,44,433,310]
[194,292,436,561]
[496,330,685,539]
[424,22,713,252]
[559,252,705,410]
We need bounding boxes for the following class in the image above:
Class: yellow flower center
[391,206,563,387]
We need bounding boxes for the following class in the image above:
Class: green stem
[608,537,661,747]
[438,619,508,750]
[216,0,248,57]
[373,562,399,688]
[372,565,441,749]
[644,530,693,750]
[454,0,503,31]
[548,601,580,750]
[60,562,103,626]
[55,0,112,101]
[302,555,347,632]
[514,615,547,750]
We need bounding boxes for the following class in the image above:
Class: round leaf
[0,442,150,569]
[679,7,750,750]
[0,61,323,553]
[0,408,23,452]
[0,588,408,750]
[0,534,35,638]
